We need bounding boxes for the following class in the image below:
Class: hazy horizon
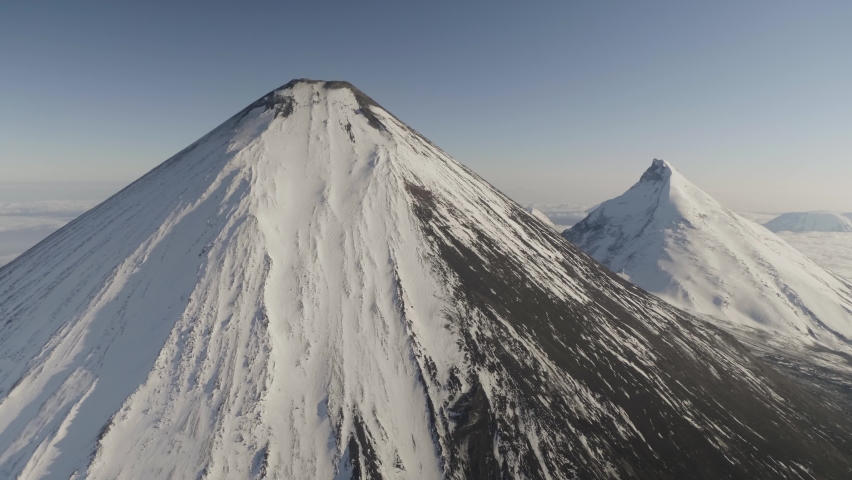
[2,2,851,212]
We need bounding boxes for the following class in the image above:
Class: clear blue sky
[1,1,850,211]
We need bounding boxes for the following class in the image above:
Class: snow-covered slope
[565,159,852,351]
[2,84,852,479]
[765,211,852,232]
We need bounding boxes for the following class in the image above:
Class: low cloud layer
[0,201,97,266]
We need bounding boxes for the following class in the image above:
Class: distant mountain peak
[566,160,852,349]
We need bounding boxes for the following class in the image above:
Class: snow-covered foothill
[765,211,852,232]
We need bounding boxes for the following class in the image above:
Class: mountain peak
[639,158,675,183]
[277,78,381,106]
[235,78,389,130]
[267,78,364,95]
[566,160,852,349]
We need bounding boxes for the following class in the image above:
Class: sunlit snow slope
[565,159,852,350]
[2,83,852,479]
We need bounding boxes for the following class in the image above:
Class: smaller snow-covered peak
[566,160,852,349]
[577,158,708,231]
[639,158,676,183]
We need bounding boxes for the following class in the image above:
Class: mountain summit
[2,83,852,479]
[565,159,852,349]
[638,158,675,183]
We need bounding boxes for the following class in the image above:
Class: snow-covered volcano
[2,84,852,479]
[765,211,852,232]
[565,159,852,350]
